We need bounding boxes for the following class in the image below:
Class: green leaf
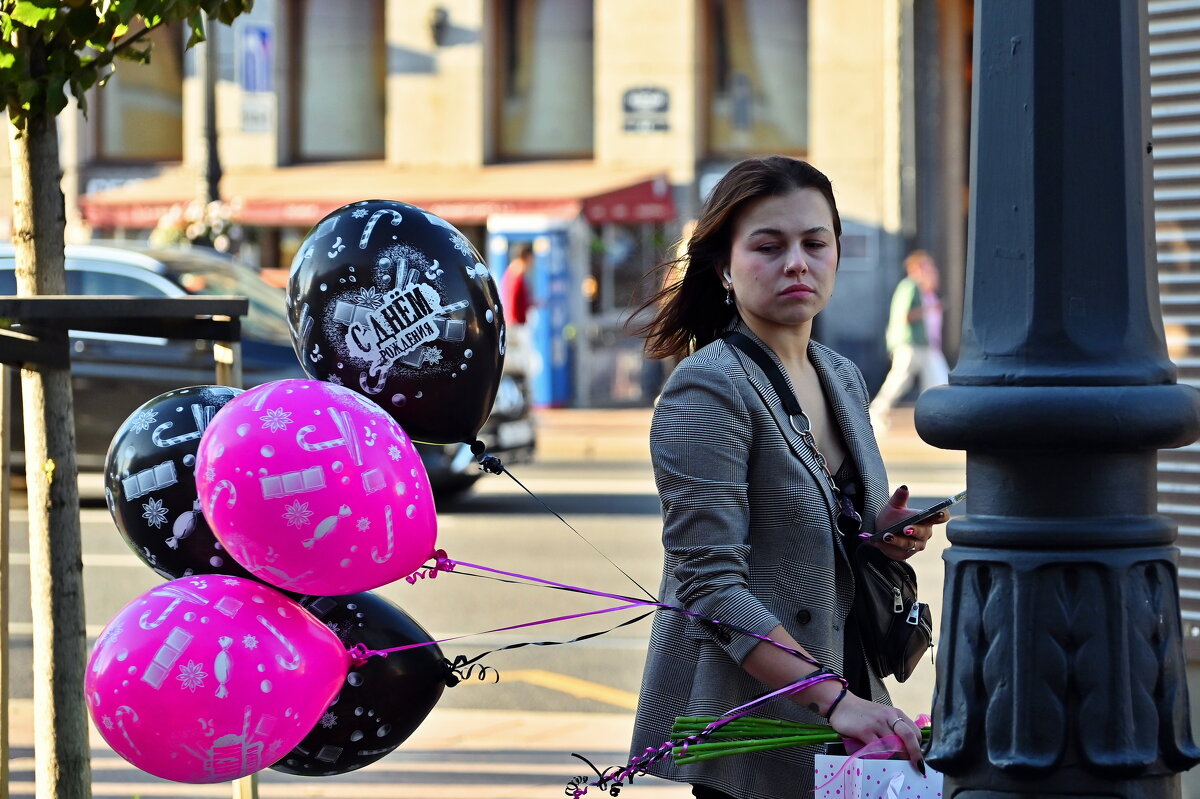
[185,11,205,48]
[9,1,59,29]
[64,4,101,40]
[0,51,15,71]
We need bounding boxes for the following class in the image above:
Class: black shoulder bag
[722,332,932,683]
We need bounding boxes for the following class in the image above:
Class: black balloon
[104,385,253,580]
[272,591,450,776]
[287,199,505,445]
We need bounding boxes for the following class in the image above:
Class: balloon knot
[478,454,503,475]
[348,643,374,667]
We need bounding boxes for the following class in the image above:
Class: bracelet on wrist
[823,686,849,721]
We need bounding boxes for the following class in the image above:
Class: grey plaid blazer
[629,323,891,799]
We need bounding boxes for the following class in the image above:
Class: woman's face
[721,187,839,335]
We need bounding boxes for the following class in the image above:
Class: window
[291,0,386,161]
[71,269,168,298]
[706,0,808,156]
[495,0,594,160]
[95,24,184,162]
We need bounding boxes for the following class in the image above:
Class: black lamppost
[919,2,1200,796]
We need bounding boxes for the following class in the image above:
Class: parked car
[0,243,535,495]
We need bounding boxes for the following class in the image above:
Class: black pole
[919,2,1200,796]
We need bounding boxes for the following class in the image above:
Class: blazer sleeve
[651,356,782,664]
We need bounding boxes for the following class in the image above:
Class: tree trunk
[8,95,92,799]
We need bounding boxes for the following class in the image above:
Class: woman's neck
[742,317,812,368]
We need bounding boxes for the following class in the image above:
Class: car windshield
[164,260,293,347]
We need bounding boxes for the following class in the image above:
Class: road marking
[503,669,639,710]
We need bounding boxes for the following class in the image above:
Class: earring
[724,286,733,306]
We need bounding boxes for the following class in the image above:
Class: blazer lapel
[809,343,889,535]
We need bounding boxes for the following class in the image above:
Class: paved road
[4,404,964,798]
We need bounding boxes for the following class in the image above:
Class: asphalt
[5,403,964,797]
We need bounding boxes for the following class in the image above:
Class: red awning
[79,161,677,230]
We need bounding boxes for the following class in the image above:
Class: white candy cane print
[371,505,395,564]
[138,584,210,629]
[207,480,238,517]
[256,615,301,670]
[359,209,403,248]
[113,706,143,756]
[152,404,215,448]
[296,408,362,465]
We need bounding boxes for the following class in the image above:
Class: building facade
[0,0,973,406]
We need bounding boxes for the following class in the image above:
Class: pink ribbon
[814,714,933,796]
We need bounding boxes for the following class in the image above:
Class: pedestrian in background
[501,242,535,358]
[627,156,941,798]
[869,250,949,434]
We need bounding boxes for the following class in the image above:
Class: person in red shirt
[501,243,534,325]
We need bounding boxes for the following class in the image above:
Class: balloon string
[347,601,648,666]
[406,553,821,665]
[567,671,847,797]
[473,445,657,603]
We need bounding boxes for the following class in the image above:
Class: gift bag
[814,753,943,799]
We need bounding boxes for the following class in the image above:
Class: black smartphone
[864,490,966,543]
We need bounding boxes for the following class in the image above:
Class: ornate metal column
[918,2,1200,796]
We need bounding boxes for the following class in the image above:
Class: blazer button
[797,609,812,625]
[716,626,732,644]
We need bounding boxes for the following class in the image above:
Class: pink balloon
[194,379,438,595]
[85,576,350,783]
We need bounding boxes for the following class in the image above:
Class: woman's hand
[828,691,926,774]
[870,485,945,561]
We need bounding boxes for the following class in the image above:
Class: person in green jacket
[869,250,949,432]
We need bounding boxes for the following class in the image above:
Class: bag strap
[722,331,802,417]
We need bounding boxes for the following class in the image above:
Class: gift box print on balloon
[85,576,349,784]
[105,385,252,580]
[287,200,505,445]
[195,379,438,596]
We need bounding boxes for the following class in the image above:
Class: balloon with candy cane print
[194,378,438,596]
[84,576,350,783]
[286,199,505,445]
[105,385,254,580]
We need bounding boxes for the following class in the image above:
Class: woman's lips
[780,284,815,296]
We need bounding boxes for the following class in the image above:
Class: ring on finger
[890,717,907,732]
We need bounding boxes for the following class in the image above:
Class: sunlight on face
[723,188,839,336]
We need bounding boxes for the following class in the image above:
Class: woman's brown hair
[631,156,841,361]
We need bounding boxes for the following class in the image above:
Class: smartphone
[863,490,966,543]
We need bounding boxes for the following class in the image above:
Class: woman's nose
[783,244,808,274]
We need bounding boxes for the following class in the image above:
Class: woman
[628,156,946,798]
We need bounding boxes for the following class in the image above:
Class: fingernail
[904,527,916,536]
[917,759,926,777]
[899,485,908,491]
[882,533,895,544]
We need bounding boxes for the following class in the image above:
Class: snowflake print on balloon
[142,498,168,529]
[319,711,338,729]
[388,444,402,461]
[452,234,473,257]
[260,407,293,433]
[129,409,158,434]
[176,660,208,693]
[242,634,258,650]
[356,517,371,532]
[283,500,313,528]
[353,286,386,310]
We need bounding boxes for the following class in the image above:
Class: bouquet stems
[670,716,931,766]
